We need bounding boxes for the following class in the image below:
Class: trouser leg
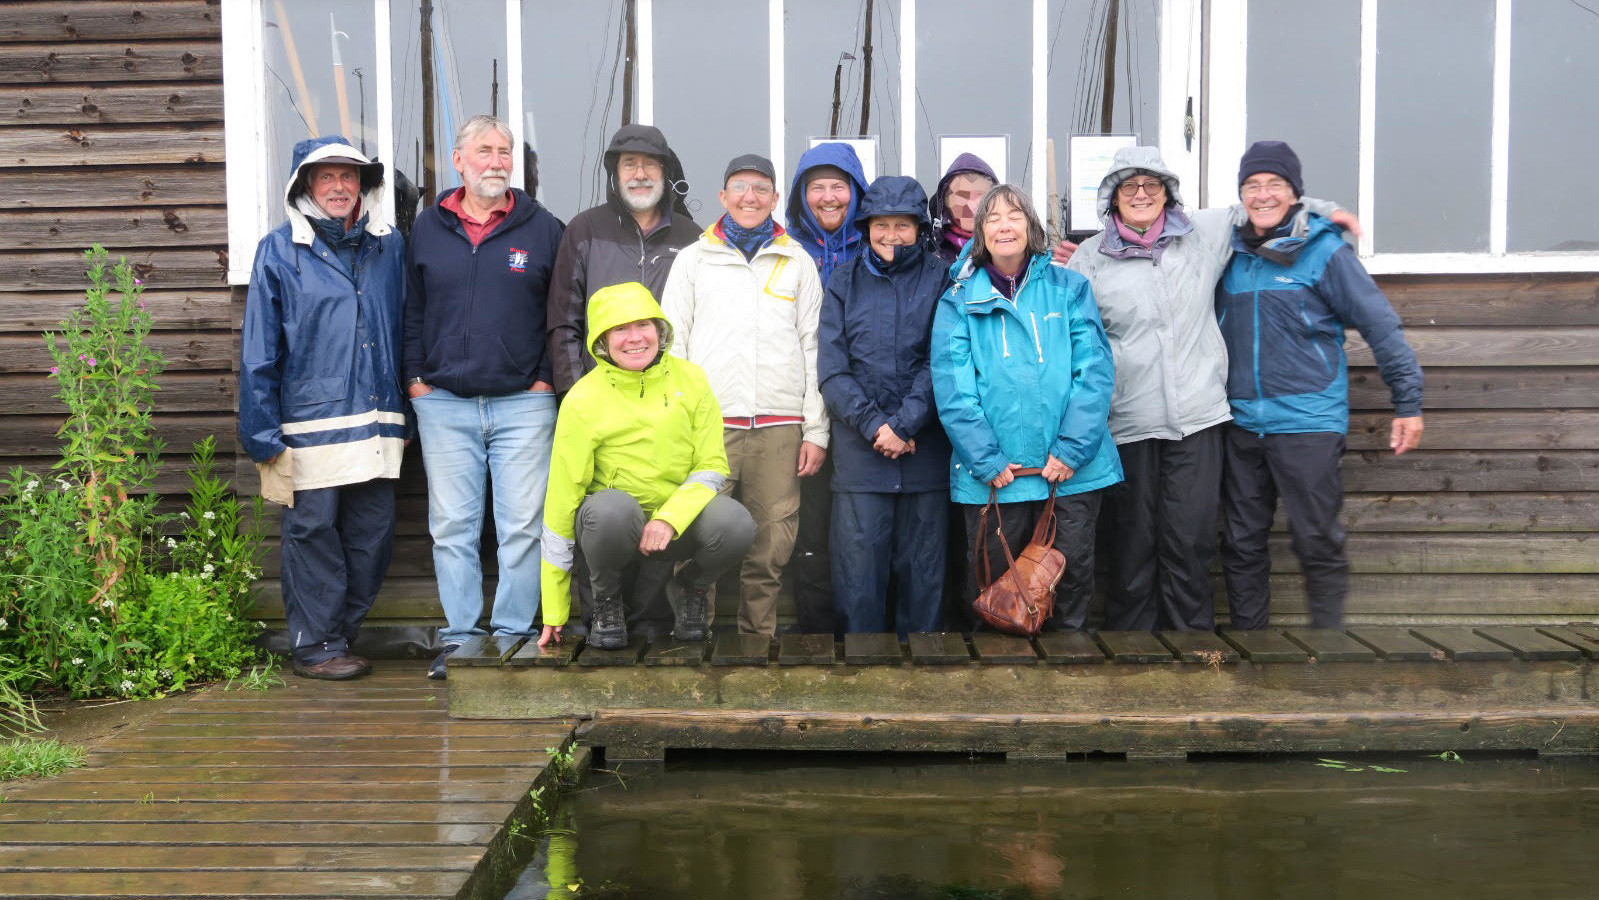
[1220,426,1278,630]
[414,388,489,644]
[671,494,757,589]
[1105,439,1161,631]
[1048,489,1102,632]
[1155,426,1223,631]
[1267,432,1349,630]
[333,479,398,648]
[890,490,949,637]
[484,390,556,636]
[279,486,350,664]
[726,426,801,636]
[575,489,646,599]
[830,491,894,634]
[790,455,835,633]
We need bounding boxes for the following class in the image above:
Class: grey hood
[1095,145,1184,223]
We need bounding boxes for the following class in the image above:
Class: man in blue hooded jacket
[1216,141,1424,630]
[240,135,408,680]
[784,142,870,633]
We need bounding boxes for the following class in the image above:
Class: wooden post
[622,0,636,124]
[272,0,318,137]
[857,0,874,135]
[1099,0,1119,133]
[420,0,436,203]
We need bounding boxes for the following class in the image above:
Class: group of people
[240,113,1423,682]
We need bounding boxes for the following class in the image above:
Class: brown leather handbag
[972,470,1065,636]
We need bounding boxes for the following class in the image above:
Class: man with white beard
[546,125,700,640]
[404,115,565,678]
[548,125,699,395]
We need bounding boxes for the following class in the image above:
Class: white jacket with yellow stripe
[659,222,830,448]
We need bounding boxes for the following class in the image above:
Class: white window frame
[1203,0,1599,274]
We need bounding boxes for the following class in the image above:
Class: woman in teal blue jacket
[931,185,1122,630]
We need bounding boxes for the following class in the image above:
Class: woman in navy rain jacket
[818,176,953,637]
[932,185,1123,631]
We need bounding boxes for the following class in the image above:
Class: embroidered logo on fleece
[508,248,529,273]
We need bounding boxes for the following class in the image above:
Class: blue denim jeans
[413,386,556,643]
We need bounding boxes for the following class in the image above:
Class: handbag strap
[1030,480,1062,547]
[975,467,1048,592]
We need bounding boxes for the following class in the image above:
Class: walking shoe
[427,643,460,680]
[346,653,373,676]
[673,579,709,643]
[293,654,367,681]
[588,594,627,650]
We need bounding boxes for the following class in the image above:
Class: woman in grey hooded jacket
[1065,146,1356,632]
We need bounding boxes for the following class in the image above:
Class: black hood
[603,124,692,219]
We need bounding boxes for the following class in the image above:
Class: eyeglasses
[1240,178,1294,197]
[726,180,775,197]
[1117,179,1166,198]
[619,158,663,175]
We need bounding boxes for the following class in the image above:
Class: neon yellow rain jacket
[538,282,729,625]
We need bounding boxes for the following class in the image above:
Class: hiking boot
[293,654,367,681]
[588,594,627,650]
[674,579,709,643]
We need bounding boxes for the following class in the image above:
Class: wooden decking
[0,665,579,899]
[447,626,1599,760]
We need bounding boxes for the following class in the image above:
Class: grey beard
[621,181,664,212]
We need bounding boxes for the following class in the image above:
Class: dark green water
[505,754,1599,899]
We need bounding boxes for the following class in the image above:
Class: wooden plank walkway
[448,627,1599,760]
[0,664,579,899]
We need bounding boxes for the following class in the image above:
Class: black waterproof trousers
[962,490,1103,632]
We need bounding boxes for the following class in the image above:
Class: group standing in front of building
[240,113,1424,679]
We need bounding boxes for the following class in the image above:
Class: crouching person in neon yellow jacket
[538,282,756,650]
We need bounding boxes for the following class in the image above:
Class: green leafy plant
[44,245,164,612]
[165,436,267,617]
[117,572,261,694]
[223,661,285,693]
[0,653,41,737]
[0,737,86,781]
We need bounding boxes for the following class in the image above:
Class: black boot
[674,577,709,643]
[588,593,627,650]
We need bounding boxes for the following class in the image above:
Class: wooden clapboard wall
[1,2,1593,631]
[0,2,233,496]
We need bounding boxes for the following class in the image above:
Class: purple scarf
[1113,208,1167,249]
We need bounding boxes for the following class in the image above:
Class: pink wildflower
[48,366,58,375]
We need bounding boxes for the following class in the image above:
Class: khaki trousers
[721,425,802,635]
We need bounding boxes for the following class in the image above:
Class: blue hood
[786,142,869,282]
[855,176,933,260]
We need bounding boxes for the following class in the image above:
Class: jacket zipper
[1250,256,1265,437]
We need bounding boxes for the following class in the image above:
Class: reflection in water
[505,755,1599,900]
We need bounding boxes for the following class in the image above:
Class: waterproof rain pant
[830,490,948,637]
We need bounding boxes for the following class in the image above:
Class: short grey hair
[969,184,1048,270]
[453,114,513,152]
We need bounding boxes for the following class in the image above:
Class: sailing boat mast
[1099,0,1120,133]
[622,0,636,124]
[857,0,873,135]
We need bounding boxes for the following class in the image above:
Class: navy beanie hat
[1238,140,1303,197]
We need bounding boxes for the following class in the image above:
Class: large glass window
[390,0,509,207]
[1373,0,1493,253]
[654,0,770,223]
[914,0,1031,192]
[522,0,630,221]
[1507,1,1599,252]
[1048,0,1163,228]
[261,0,377,228]
[783,0,901,190]
[1244,1,1359,217]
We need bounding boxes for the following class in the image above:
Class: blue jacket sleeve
[237,238,288,463]
[931,288,1007,483]
[1050,272,1116,470]
[1320,246,1424,417]
[817,269,891,442]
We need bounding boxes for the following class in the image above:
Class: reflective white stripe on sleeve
[542,525,575,571]
[684,470,727,493]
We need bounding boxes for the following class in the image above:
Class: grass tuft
[0,737,87,781]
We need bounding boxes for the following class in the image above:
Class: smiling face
[616,152,665,213]
[868,215,919,262]
[981,195,1030,272]
[307,163,361,221]
[1240,172,1299,235]
[719,172,778,230]
[604,318,661,372]
[453,126,514,203]
[805,176,852,233]
[1115,174,1167,230]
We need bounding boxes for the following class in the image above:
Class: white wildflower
[0,617,8,630]
[119,680,135,693]
[165,537,178,549]
[203,563,215,574]
[89,616,100,624]
[71,657,84,665]
[202,511,216,520]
